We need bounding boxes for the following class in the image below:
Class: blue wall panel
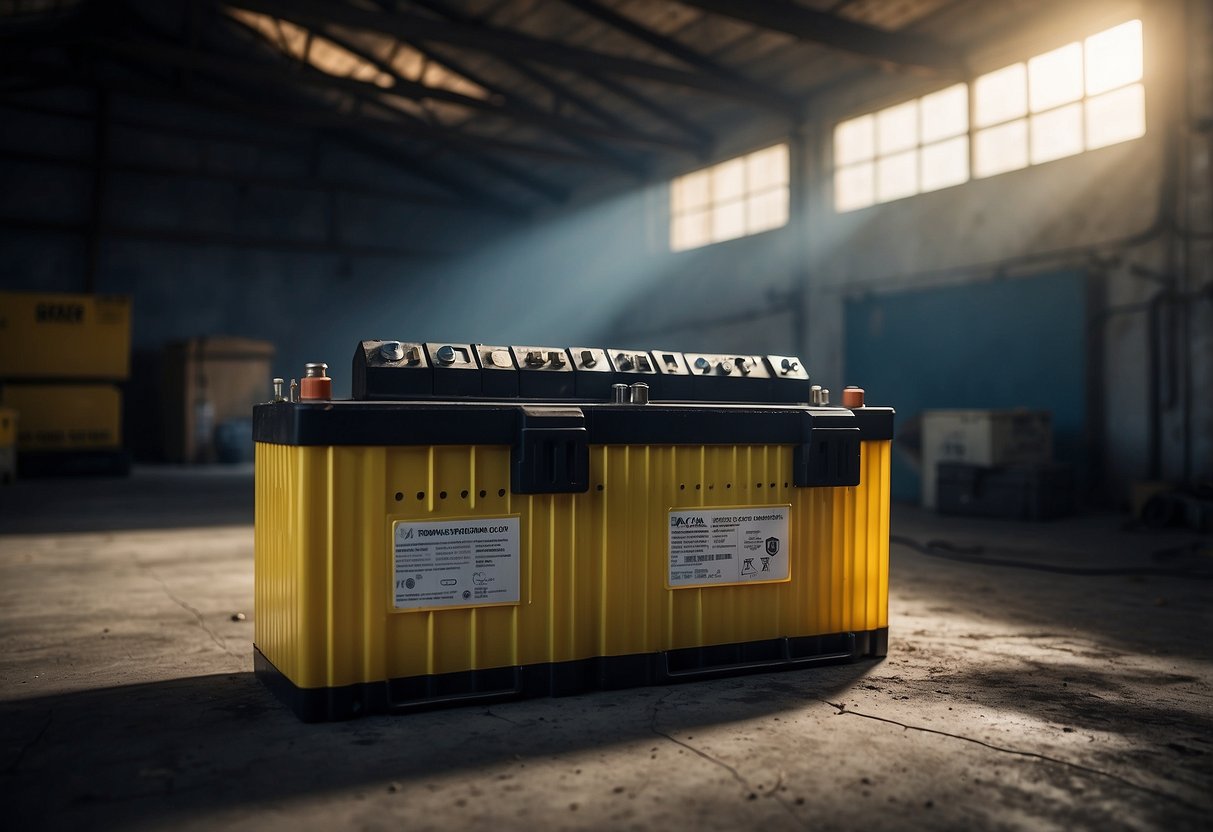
[844,272,1087,503]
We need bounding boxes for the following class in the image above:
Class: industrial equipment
[254,344,893,721]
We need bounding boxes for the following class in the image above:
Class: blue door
[844,271,1087,503]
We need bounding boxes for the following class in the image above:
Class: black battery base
[254,628,889,723]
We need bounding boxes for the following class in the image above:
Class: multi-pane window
[974,19,1145,177]
[670,144,789,252]
[834,83,970,212]
[832,19,1146,212]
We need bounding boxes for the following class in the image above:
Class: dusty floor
[1,468,1211,831]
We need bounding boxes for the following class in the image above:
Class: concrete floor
[1,468,1211,831]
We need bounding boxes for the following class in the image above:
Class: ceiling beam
[0,215,450,258]
[309,25,656,175]
[86,0,551,209]
[45,55,528,212]
[676,0,966,76]
[365,0,666,174]
[226,11,696,154]
[222,0,795,113]
[88,35,609,169]
[0,147,503,212]
[0,98,312,152]
[560,0,795,111]
[206,19,572,203]
[582,71,714,156]
[408,0,712,149]
[0,78,515,212]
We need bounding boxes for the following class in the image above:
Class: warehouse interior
[1,0,1211,829]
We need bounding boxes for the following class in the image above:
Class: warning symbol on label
[741,557,757,575]
[760,557,771,572]
[765,536,780,556]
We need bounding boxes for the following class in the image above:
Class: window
[670,144,789,252]
[974,19,1144,177]
[834,83,969,212]
[831,19,1145,212]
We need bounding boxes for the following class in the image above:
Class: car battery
[254,345,893,721]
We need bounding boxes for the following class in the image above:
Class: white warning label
[668,505,790,589]
[391,516,520,610]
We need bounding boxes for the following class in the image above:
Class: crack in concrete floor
[648,689,808,829]
[133,557,243,664]
[821,698,1207,813]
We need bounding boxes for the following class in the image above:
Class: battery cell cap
[842,386,865,408]
[300,363,331,400]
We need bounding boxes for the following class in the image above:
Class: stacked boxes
[160,336,275,463]
[920,410,1052,509]
[0,292,132,476]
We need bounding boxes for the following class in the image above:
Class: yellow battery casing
[0,384,122,451]
[255,439,890,710]
[0,292,131,380]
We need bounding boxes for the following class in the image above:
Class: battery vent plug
[300,363,331,401]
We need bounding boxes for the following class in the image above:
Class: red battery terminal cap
[300,363,332,401]
[841,386,865,409]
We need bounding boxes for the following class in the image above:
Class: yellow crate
[0,384,122,451]
[254,436,890,720]
[0,292,131,380]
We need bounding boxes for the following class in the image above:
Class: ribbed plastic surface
[254,440,890,690]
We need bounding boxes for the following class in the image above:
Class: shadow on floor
[0,662,876,830]
[0,466,254,535]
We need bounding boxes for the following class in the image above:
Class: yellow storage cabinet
[0,292,131,380]
[0,384,122,451]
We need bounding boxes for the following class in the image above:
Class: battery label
[391,516,520,610]
[668,505,790,588]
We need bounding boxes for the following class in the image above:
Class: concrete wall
[599,0,1212,502]
[0,87,526,387]
[1,2,1208,494]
